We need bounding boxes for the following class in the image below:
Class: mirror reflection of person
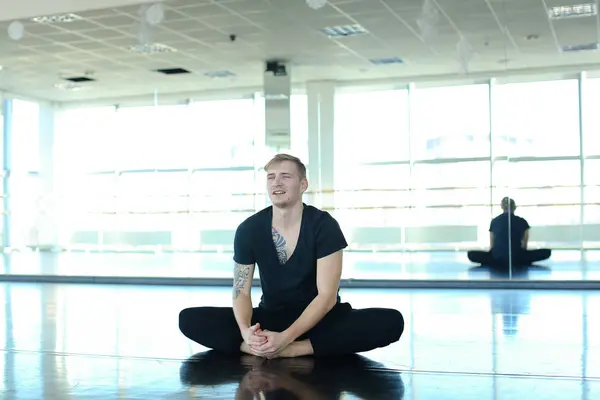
[468,197,551,270]
[179,350,405,400]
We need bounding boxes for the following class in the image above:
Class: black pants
[179,302,404,357]
[468,249,551,268]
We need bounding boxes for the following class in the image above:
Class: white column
[306,83,321,207]
[306,81,336,210]
[578,72,585,252]
[36,103,59,249]
[1,96,11,249]
[264,60,291,154]
[318,82,335,212]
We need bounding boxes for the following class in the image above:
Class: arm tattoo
[233,264,251,299]
[272,228,288,265]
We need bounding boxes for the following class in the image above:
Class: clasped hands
[242,323,293,359]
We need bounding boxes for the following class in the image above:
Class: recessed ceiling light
[54,82,86,91]
[562,42,599,52]
[204,70,236,78]
[548,3,597,19]
[128,43,177,54]
[369,57,404,65]
[265,94,289,100]
[32,13,82,24]
[320,24,368,38]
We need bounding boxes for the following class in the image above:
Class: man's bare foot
[241,340,314,359]
[276,340,314,358]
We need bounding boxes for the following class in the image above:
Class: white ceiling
[0,0,599,103]
[0,0,158,21]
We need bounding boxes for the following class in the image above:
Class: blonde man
[180,154,404,358]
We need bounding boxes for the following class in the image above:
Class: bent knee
[372,309,404,346]
[386,309,404,343]
[178,308,195,335]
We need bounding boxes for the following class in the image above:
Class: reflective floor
[0,283,599,399]
[2,249,600,280]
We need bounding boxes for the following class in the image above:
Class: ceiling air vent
[64,76,95,83]
[128,43,177,54]
[320,24,368,38]
[562,42,599,52]
[548,3,597,19]
[32,13,83,24]
[155,68,191,75]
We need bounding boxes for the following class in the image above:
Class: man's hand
[251,330,293,358]
[241,323,267,348]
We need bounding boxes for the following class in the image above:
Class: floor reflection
[1,283,599,399]
[180,351,405,399]
[468,264,553,280]
[0,250,597,280]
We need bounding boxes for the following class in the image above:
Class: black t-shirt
[233,204,348,311]
[489,212,530,260]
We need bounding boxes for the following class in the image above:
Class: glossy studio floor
[1,249,600,281]
[1,251,600,399]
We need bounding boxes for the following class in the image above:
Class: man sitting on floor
[179,153,404,358]
[467,197,551,269]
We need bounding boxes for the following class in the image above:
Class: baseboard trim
[0,274,599,290]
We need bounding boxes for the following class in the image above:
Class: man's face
[266,161,307,208]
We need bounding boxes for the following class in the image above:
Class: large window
[584,159,600,224]
[334,89,409,164]
[56,100,258,174]
[291,95,309,163]
[583,78,600,156]
[115,171,190,232]
[493,79,580,157]
[411,84,490,160]
[53,95,309,250]
[11,99,40,172]
[9,100,41,247]
[333,89,410,242]
[56,173,116,244]
[410,160,491,229]
[492,160,581,226]
[54,106,117,174]
[334,163,411,232]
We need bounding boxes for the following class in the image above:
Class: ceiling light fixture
[128,43,177,54]
[54,82,86,91]
[548,3,597,19]
[320,24,368,38]
[562,42,599,52]
[306,0,327,10]
[204,70,236,79]
[32,13,82,24]
[369,57,404,65]
[145,3,165,25]
[7,21,24,41]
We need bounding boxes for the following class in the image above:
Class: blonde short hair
[264,153,307,179]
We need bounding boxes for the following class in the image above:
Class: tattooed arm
[232,263,256,332]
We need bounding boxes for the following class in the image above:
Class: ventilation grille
[320,24,368,38]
